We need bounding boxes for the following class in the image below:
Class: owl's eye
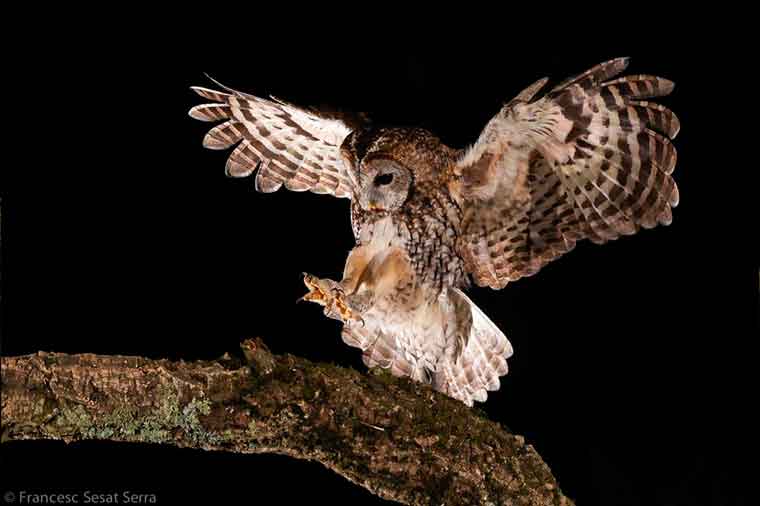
[374,173,394,186]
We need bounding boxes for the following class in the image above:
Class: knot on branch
[240,337,275,376]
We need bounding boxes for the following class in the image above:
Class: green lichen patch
[55,402,93,436]
[44,385,225,446]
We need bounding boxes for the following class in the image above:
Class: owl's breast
[349,183,467,294]
[397,185,468,292]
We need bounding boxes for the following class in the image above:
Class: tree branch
[1,338,572,505]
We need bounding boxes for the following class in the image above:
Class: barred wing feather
[189,81,359,198]
[451,58,679,289]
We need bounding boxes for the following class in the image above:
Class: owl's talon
[301,273,330,305]
[332,292,364,326]
[301,273,363,325]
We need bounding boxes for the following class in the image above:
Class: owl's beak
[367,201,379,211]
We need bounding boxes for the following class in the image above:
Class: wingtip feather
[187,106,201,120]
[188,104,212,121]
[660,78,676,95]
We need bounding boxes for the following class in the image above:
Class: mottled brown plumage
[188,58,679,405]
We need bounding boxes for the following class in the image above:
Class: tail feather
[433,289,512,406]
[342,289,512,407]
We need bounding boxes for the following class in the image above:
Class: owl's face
[357,156,412,212]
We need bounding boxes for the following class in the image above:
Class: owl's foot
[300,273,364,325]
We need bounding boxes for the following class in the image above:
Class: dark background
[2,38,756,506]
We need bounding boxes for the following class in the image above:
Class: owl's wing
[449,58,679,289]
[189,79,364,198]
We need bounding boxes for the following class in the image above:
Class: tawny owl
[188,58,679,406]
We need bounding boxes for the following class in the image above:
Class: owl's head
[341,127,450,212]
[356,155,412,212]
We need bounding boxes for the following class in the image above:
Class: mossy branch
[1,338,572,506]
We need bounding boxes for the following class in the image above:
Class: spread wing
[450,58,679,289]
[189,79,364,198]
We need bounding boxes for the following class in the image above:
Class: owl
[189,58,679,406]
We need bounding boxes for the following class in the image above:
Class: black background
[2,34,756,506]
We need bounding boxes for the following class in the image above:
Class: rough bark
[1,338,573,506]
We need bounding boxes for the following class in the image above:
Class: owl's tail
[341,288,513,406]
[433,289,513,406]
